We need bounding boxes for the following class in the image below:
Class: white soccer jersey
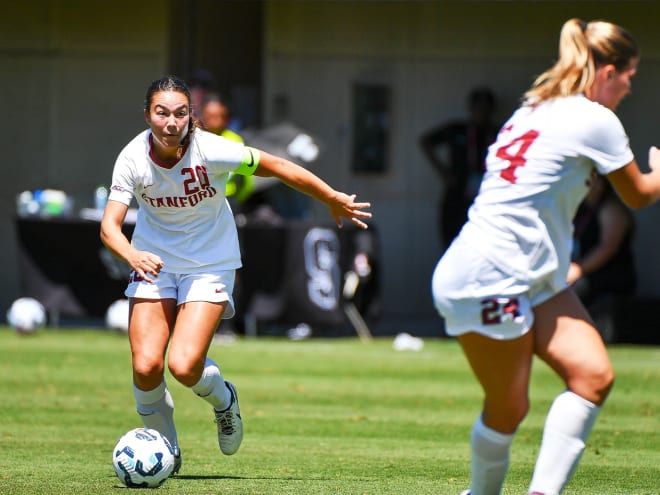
[462,94,634,288]
[108,128,256,273]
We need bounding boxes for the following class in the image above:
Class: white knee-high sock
[133,381,178,449]
[529,390,600,495]
[191,357,231,411]
[470,415,515,495]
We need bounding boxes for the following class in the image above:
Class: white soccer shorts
[432,235,559,340]
[125,270,236,318]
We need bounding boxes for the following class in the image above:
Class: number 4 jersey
[463,94,633,288]
[109,128,259,274]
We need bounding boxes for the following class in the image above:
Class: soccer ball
[6,297,46,334]
[112,428,175,488]
[105,299,129,333]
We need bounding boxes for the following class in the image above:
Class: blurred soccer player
[431,19,660,495]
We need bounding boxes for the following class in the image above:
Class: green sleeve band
[234,147,260,176]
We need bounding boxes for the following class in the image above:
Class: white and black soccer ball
[6,297,46,334]
[112,427,175,488]
[105,299,129,333]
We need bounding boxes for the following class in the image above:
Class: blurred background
[3,1,660,339]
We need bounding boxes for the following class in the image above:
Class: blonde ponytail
[524,18,637,105]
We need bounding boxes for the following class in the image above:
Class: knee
[167,355,202,387]
[132,354,165,382]
[571,361,615,405]
[507,397,530,428]
[590,363,616,404]
[483,396,530,433]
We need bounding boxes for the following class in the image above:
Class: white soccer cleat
[214,381,243,455]
[459,490,471,495]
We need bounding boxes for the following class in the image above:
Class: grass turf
[0,328,657,494]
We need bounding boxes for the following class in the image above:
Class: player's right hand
[129,250,164,283]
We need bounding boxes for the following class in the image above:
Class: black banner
[15,218,380,330]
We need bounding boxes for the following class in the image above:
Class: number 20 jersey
[463,94,634,288]
[109,128,252,273]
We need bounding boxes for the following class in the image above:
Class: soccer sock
[191,357,231,411]
[528,390,600,495]
[133,381,178,450]
[469,415,514,495]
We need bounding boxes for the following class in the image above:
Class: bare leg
[168,301,227,386]
[129,298,179,448]
[529,289,614,495]
[457,330,534,495]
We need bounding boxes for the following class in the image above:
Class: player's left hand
[328,192,372,229]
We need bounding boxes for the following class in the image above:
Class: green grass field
[0,328,657,495]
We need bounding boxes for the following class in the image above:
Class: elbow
[99,227,109,248]
[618,184,656,210]
[99,221,113,248]
[622,197,645,210]
[622,193,653,210]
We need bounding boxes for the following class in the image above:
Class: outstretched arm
[607,146,660,209]
[253,150,372,229]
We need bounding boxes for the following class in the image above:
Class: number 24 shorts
[431,235,557,340]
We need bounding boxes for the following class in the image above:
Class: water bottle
[39,189,67,217]
[16,191,36,217]
[94,185,108,210]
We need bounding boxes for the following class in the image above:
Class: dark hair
[201,92,229,109]
[144,75,197,159]
[188,68,217,90]
[144,75,191,111]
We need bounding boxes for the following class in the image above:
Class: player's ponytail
[524,18,637,105]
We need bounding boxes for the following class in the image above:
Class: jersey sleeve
[197,130,259,175]
[108,152,136,206]
[580,106,634,174]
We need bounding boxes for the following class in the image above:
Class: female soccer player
[431,19,660,495]
[100,75,371,474]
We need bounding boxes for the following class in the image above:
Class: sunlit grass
[0,329,657,494]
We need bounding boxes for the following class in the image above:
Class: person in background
[431,18,660,495]
[420,86,499,249]
[569,172,636,309]
[200,93,253,204]
[200,93,243,143]
[100,75,371,475]
[187,68,217,119]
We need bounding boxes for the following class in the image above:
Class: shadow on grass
[173,475,374,482]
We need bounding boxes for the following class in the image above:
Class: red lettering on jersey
[140,185,218,208]
[182,166,211,195]
[496,130,540,183]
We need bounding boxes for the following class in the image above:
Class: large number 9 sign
[303,227,341,311]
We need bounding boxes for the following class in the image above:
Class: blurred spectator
[200,93,255,205]
[419,86,499,249]
[188,68,217,119]
[200,93,243,143]
[569,173,637,307]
